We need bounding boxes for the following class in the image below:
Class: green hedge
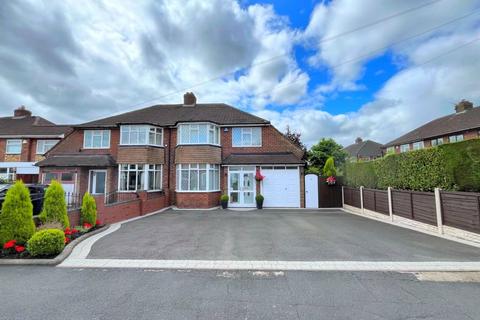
[344,139,480,192]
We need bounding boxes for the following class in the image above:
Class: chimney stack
[13,105,32,118]
[455,99,473,113]
[183,92,196,107]
[355,137,363,144]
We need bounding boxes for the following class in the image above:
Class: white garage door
[261,166,300,208]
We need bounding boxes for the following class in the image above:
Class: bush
[220,194,229,202]
[0,181,35,246]
[27,229,65,257]
[81,192,97,227]
[39,180,69,229]
[255,194,264,202]
[343,139,480,192]
[322,156,337,177]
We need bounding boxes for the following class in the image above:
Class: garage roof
[223,152,305,165]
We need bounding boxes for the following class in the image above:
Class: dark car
[0,184,48,216]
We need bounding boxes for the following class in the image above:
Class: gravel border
[0,226,107,266]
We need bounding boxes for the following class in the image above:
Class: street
[1,266,479,320]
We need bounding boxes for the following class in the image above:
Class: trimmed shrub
[322,156,337,177]
[39,180,70,229]
[343,139,480,192]
[81,192,97,227]
[220,194,229,202]
[0,181,35,246]
[27,229,65,257]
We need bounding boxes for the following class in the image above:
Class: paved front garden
[88,209,480,261]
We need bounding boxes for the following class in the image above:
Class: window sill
[232,145,262,148]
[176,143,221,147]
[175,190,221,193]
[119,144,164,148]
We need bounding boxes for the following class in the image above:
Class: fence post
[341,186,345,207]
[434,188,443,234]
[387,187,394,222]
[360,186,364,214]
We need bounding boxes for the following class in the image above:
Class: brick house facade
[384,100,480,154]
[0,106,71,183]
[38,93,305,211]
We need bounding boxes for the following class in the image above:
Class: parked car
[0,184,48,216]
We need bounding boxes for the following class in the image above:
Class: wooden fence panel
[411,192,436,226]
[344,187,361,208]
[363,189,376,211]
[374,190,389,215]
[391,190,413,219]
[319,177,343,208]
[441,191,480,233]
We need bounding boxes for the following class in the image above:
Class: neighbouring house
[343,137,383,161]
[0,106,71,183]
[37,93,305,211]
[384,100,480,154]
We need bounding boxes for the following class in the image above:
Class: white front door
[89,170,106,195]
[228,167,256,207]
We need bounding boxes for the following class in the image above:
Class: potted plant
[255,194,264,209]
[255,168,265,181]
[220,194,229,209]
[322,156,337,186]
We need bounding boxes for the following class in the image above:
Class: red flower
[3,240,16,249]
[95,219,101,226]
[71,228,79,233]
[14,245,25,253]
[83,223,92,229]
[326,176,336,185]
[64,237,70,244]
[64,228,72,235]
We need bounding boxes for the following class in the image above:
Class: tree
[39,180,70,229]
[0,181,36,245]
[308,138,348,173]
[81,192,97,226]
[284,126,307,155]
[322,156,337,177]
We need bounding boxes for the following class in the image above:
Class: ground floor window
[119,164,162,191]
[0,167,16,182]
[176,164,220,192]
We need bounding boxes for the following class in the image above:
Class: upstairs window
[6,139,22,154]
[449,134,464,143]
[232,127,262,147]
[120,125,163,146]
[400,144,410,153]
[431,138,444,147]
[84,130,110,149]
[412,141,424,150]
[178,123,220,145]
[36,140,59,154]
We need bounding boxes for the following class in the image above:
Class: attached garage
[260,166,300,208]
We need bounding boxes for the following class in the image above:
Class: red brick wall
[175,191,220,208]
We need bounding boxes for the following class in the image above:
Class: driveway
[88,209,480,261]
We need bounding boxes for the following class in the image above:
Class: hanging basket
[326,176,336,186]
[255,168,265,181]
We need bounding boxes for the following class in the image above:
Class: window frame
[83,130,111,149]
[232,127,262,147]
[118,164,163,192]
[400,144,410,153]
[449,134,464,143]
[120,125,163,147]
[177,123,220,146]
[36,140,60,154]
[412,141,424,151]
[0,167,16,181]
[431,138,444,147]
[175,164,220,192]
[5,139,22,154]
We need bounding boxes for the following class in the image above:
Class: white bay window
[178,123,220,145]
[118,164,162,191]
[176,164,220,192]
[120,125,163,146]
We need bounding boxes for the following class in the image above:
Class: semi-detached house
[37,93,306,210]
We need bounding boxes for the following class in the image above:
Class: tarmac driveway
[88,209,480,261]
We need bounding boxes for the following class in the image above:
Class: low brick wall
[176,192,220,208]
[68,209,81,226]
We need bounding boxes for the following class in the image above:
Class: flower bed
[0,220,104,260]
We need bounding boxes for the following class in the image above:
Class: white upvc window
[232,127,262,147]
[36,140,59,154]
[0,167,16,181]
[431,138,444,147]
[175,164,220,192]
[118,164,163,192]
[412,141,424,150]
[84,130,110,149]
[120,125,163,146]
[449,134,464,143]
[400,144,410,153]
[177,123,220,145]
[6,139,22,154]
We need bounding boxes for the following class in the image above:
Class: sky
[0,0,479,147]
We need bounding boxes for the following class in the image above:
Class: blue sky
[0,0,479,146]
